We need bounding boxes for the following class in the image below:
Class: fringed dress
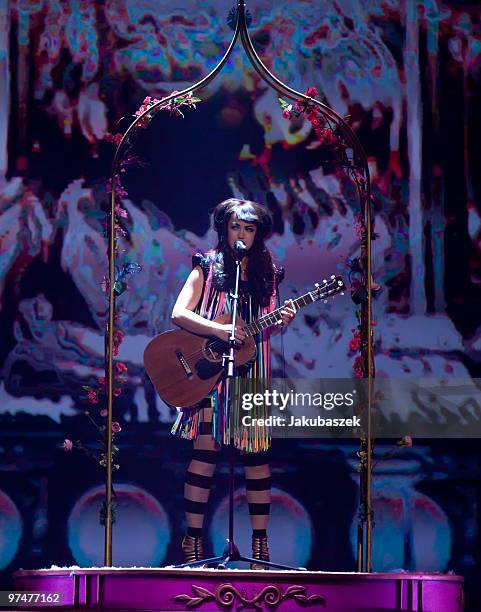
[171,251,282,453]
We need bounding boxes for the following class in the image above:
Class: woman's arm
[171,266,246,342]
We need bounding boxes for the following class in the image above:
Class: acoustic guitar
[144,275,345,409]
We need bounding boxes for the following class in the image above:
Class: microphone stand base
[174,538,304,571]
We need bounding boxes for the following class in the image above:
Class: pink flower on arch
[112,422,122,433]
[87,390,99,404]
[353,355,364,378]
[349,332,361,352]
[62,439,73,452]
[105,132,123,146]
[115,203,128,219]
[354,221,363,239]
[316,128,338,146]
[115,362,128,373]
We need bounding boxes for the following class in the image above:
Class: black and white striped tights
[184,407,270,541]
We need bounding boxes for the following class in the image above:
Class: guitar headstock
[313,275,346,301]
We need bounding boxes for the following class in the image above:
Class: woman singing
[171,198,295,567]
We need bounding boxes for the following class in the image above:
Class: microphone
[233,240,248,256]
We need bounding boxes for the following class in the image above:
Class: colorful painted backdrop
[1,0,481,608]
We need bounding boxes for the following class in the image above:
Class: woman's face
[226,214,258,252]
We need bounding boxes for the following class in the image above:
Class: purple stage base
[10,567,463,611]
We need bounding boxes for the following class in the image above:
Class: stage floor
[9,566,463,611]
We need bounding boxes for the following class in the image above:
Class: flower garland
[357,436,413,482]
[348,214,383,377]
[134,92,200,124]
[350,309,377,378]
[279,89,377,379]
[63,92,201,482]
[279,87,343,148]
[281,87,413,534]
[280,90,373,218]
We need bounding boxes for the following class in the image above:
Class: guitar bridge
[176,351,193,376]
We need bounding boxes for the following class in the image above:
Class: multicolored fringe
[171,253,276,453]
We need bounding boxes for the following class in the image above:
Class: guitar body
[144,274,345,411]
[143,314,257,410]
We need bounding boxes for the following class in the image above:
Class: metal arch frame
[106,0,374,571]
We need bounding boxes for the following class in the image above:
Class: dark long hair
[209,198,279,306]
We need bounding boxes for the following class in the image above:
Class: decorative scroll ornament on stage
[105,0,374,570]
[174,583,326,609]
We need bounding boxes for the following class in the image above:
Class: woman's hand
[213,323,247,344]
[275,300,296,329]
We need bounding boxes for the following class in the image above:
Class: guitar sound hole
[203,339,228,362]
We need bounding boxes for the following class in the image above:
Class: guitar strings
[177,283,340,362]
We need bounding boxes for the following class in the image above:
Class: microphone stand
[177,249,299,570]
[216,253,243,567]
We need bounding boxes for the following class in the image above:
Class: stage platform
[9,566,463,611]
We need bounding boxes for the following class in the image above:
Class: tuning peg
[330,275,335,279]
[323,299,328,303]
[322,279,327,283]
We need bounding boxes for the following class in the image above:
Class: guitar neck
[243,290,317,337]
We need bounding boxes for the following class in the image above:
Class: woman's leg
[183,404,220,561]
[242,452,271,567]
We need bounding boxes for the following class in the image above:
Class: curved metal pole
[236,0,374,572]
[104,3,243,568]
[237,6,368,170]
[105,0,374,571]
[111,26,241,174]
[365,201,373,573]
